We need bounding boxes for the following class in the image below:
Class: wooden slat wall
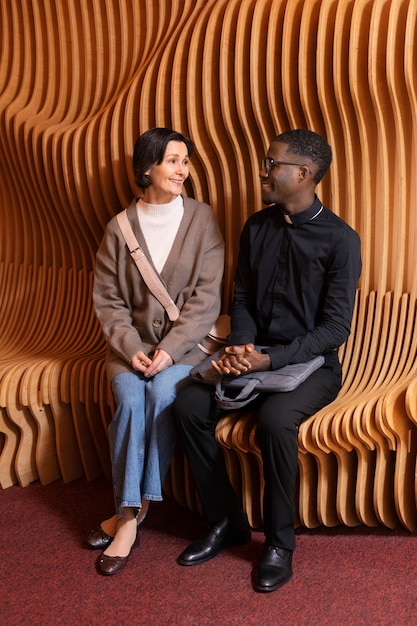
[1,0,417,529]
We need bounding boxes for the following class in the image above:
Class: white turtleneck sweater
[136,195,184,272]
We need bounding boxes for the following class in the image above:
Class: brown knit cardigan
[93,196,225,381]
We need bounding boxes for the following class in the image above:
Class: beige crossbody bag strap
[116,209,180,322]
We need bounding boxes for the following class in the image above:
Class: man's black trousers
[173,356,341,551]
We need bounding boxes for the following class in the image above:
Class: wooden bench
[1,0,417,536]
[2,264,417,535]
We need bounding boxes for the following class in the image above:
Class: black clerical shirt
[228,196,362,371]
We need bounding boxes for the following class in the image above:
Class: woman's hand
[131,349,173,377]
[131,351,153,373]
[211,343,271,376]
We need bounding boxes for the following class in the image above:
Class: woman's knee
[111,372,144,406]
[149,364,191,402]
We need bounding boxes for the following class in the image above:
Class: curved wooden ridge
[1,0,417,530]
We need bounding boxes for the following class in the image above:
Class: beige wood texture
[1,0,417,530]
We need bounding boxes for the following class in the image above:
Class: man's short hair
[275,129,332,184]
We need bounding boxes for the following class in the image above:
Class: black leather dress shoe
[177,514,251,566]
[97,532,140,576]
[86,526,113,550]
[254,545,293,592]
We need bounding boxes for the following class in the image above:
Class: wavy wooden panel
[1,0,417,531]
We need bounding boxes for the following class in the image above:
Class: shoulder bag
[189,347,325,410]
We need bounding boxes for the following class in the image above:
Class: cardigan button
[152,319,162,328]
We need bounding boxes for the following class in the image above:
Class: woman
[89,127,224,575]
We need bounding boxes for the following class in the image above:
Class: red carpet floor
[1,476,417,625]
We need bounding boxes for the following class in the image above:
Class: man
[173,129,361,592]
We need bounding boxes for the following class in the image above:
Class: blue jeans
[109,365,192,516]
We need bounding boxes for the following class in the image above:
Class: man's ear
[298,166,308,183]
[298,166,308,181]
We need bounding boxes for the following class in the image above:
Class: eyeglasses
[261,158,311,175]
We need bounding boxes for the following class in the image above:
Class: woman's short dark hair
[133,127,194,188]
[275,129,332,184]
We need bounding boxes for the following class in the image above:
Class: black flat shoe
[177,513,251,566]
[97,532,140,576]
[86,526,113,550]
[254,545,293,592]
